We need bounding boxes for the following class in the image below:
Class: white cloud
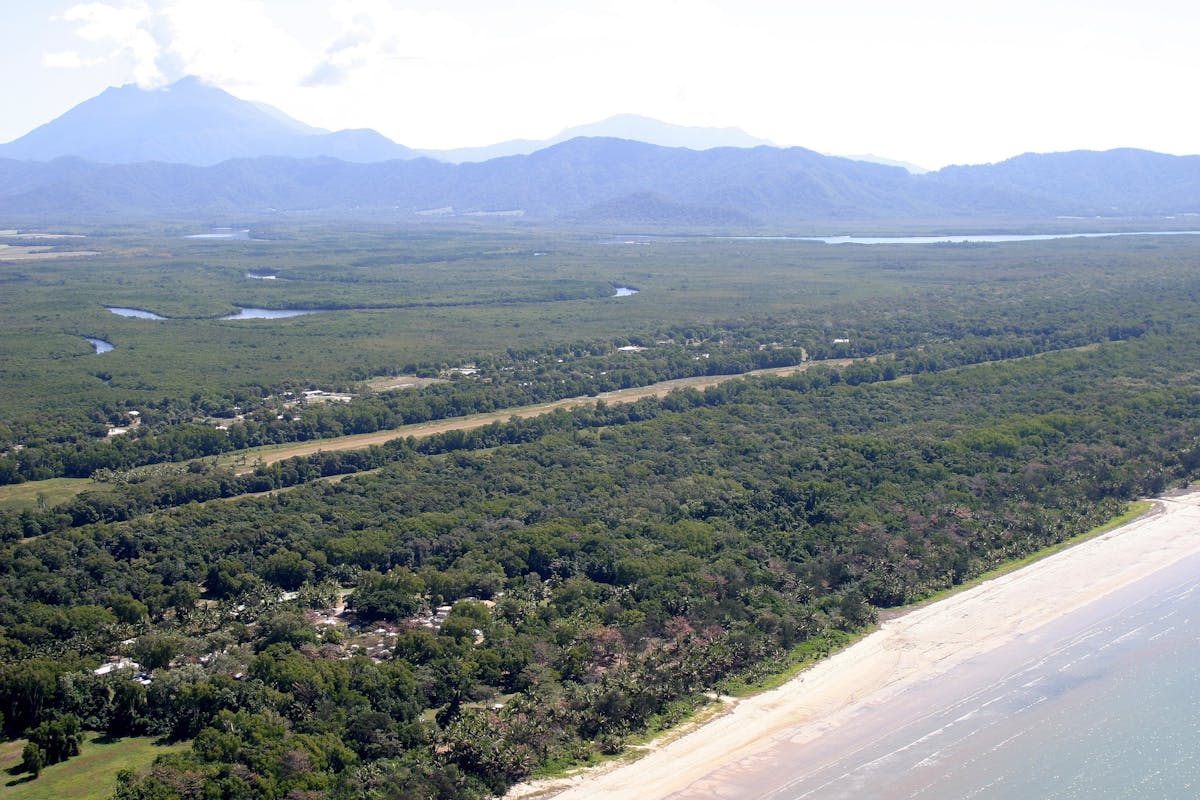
[300,1,462,88]
[60,1,164,85]
[53,0,313,89]
[154,0,312,88]
[62,1,148,43]
[43,50,88,69]
[38,0,1200,165]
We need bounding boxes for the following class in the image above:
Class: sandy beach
[521,490,1200,800]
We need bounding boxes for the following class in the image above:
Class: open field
[0,733,187,800]
[0,233,89,239]
[1,357,859,503]
[364,374,447,391]
[226,340,1103,473]
[0,477,98,511]
[0,246,99,261]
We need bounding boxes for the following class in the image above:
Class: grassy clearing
[0,732,187,800]
[0,246,99,261]
[364,375,447,391]
[0,478,98,512]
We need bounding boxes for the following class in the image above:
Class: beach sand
[516,491,1200,800]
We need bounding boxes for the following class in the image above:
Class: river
[85,337,114,353]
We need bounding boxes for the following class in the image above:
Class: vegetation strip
[511,498,1158,796]
[224,359,856,471]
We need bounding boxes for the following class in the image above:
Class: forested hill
[2,141,1198,223]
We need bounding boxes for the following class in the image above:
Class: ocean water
[759,552,1200,799]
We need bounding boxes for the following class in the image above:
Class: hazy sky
[3,0,1197,169]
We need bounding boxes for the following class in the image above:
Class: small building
[301,390,354,404]
[94,657,140,676]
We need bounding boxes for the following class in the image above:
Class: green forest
[2,225,1200,799]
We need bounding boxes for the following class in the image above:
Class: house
[301,390,354,404]
[93,657,140,676]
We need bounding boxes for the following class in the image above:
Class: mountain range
[1,77,1198,225]
[0,78,774,167]
[420,114,774,163]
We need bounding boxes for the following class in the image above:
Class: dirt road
[231,359,853,472]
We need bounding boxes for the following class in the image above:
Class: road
[230,359,854,472]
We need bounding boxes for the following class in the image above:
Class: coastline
[515,491,1200,799]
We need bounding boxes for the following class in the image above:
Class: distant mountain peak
[0,76,412,165]
[165,74,207,88]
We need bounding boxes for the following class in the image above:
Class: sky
[2,0,1197,169]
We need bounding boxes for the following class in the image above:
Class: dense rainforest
[2,228,1200,798]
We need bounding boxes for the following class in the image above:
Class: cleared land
[0,245,99,261]
[0,733,187,800]
[0,477,97,512]
[364,374,447,391]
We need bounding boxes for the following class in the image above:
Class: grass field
[0,733,188,800]
[0,478,98,512]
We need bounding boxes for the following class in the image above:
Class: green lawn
[0,478,97,512]
[0,733,188,799]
